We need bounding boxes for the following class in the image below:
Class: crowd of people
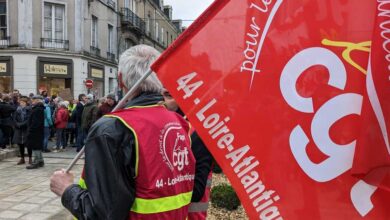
[0,89,117,169]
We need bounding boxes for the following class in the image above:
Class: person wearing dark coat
[0,95,16,149]
[71,94,86,152]
[13,97,32,165]
[26,95,45,169]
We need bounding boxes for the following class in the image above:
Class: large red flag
[152,0,390,219]
[352,1,390,192]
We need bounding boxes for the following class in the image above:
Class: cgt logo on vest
[159,122,190,172]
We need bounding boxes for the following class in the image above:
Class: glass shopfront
[37,57,73,97]
[88,63,104,98]
[0,57,12,93]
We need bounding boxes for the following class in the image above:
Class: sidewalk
[0,147,18,162]
[0,147,84,220]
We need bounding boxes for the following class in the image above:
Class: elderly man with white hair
[50,45,197,219]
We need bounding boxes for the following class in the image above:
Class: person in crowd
[49,95,57,140]
[43,97,53,153]
[97,97,105,108]
[11,91,20,107]
[97,94,116,118]
[50,45,197,219]
[81,94,98,137]
[12,89,19,96]
[161,89,214,220]
[71,94,86,152]
[26,95,45,169]
[50,96,63,141]
[53,101,69,152]
[41,90,48,98]
[65,99,77,147]
[28,93,34,99]
[13,96,32,165]
[0,94,16,149]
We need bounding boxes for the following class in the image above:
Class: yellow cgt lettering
[322,39,371,75]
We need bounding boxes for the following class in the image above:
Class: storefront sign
[151,0,390,219]
[0,63,6,73]
[43,64,68,75]
[91,68,103,78]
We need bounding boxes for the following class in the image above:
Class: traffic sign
[85,79,93,89]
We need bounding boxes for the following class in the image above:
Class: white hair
[58,101,66,108]
[119,44,163,94]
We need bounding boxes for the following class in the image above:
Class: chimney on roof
[163,5,172,20]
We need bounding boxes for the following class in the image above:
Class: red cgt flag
[152,0,390,219]
[352,1,390,192]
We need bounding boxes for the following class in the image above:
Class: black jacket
[26,102,44,150]
[71,102,84,126]
[62,92,213,220]
[0,101,16,126]
[13,106,32,145]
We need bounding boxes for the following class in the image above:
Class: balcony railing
[90,46,101,57]
[121,8,145,33]
[0,36,10,48]
[41,38,69,50]
[107,52,115,62]
[107,0,116,9]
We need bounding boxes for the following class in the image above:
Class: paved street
[0,147,84,220]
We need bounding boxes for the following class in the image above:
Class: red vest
[108,105,196,219]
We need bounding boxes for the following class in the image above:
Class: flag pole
[65,69,153,172]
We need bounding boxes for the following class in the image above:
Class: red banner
[352,0,390,193]
[152,0,390,219]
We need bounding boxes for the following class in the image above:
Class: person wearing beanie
[26,95,45,169]
[97,94,116,118]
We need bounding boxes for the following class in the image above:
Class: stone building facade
[117,0,182,54]
[0,0,181,98]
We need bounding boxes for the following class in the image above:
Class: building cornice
[0,48,118,67]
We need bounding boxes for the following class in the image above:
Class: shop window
[0,76,11,93]
[39,77,71,97]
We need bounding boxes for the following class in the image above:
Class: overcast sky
[164,0,214,27]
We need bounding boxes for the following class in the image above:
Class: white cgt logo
[280,47,378,217]
[160,124,190,172]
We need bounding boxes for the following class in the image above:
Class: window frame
[0,0,8,39]
[155,22,159,41]
[91,15,98,48]
[42,1,66,40]
[161,27,164,44]
[108,24,113,53]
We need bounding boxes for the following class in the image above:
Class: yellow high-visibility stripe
[104,114,140,178]
[125,104,161,109]
[79,178,87,189]
[131,191,193,214]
